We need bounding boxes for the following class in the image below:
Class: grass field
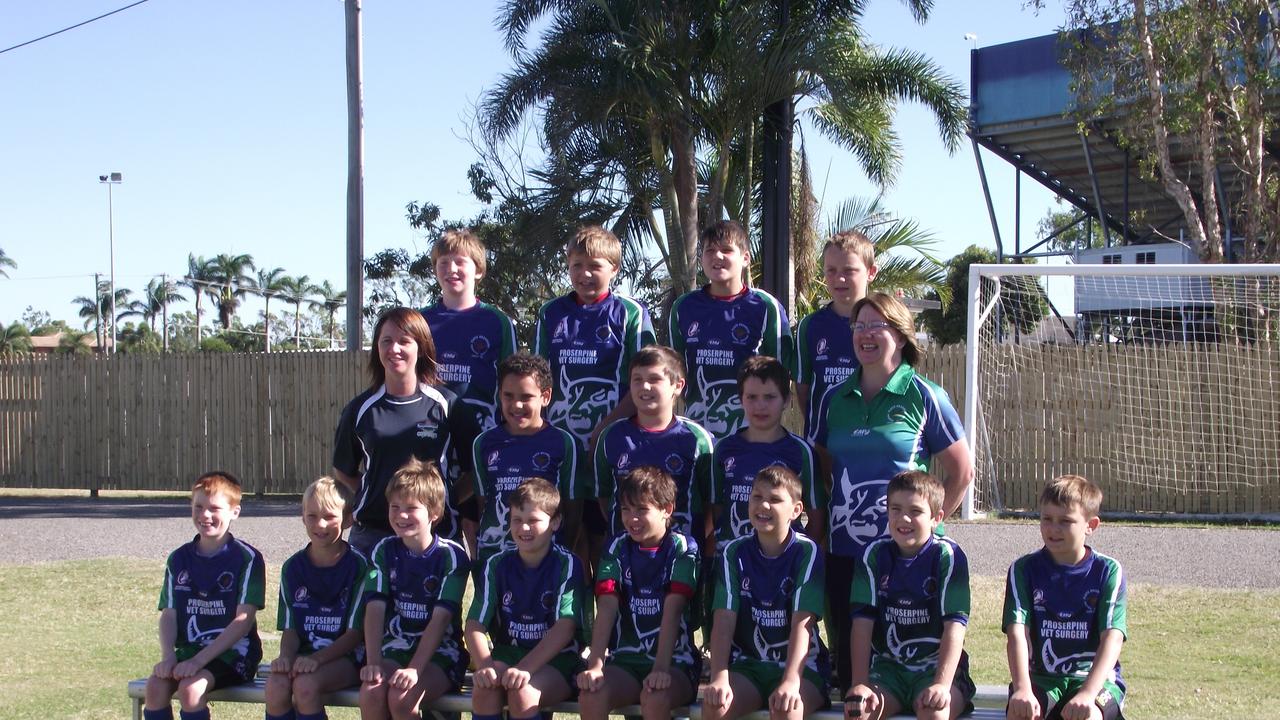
[1,558,1277,719]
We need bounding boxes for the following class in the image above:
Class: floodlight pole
[99,173,122,354]
[344,0,365,351]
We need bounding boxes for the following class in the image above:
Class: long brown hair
[368,307,439,388]
[851,292,922,366]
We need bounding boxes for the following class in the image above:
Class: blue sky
[0,1,1066,327]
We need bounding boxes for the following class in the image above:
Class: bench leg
[132,697,142,720]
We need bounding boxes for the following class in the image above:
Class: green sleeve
[713,543,741,612]
[472,432,490,500]
[671,534,698,589]
[793,538,825,617]
[849,544,879,609]
[243,548,267,608]
[276,560,293,631]
[365,544,390,596]
[534,301,552,358]
[439,547,470,608]
[557,430,580,500]
[346,554,370,631]
[1097,556,1128,638]
[597,543,622,586]
[940,543,971,620]
[668,293,687,354]
[557,552,584,621]
[497,306,518,358]
[692,423,714,515]
[796,437,824,509]
[794,314,813,385]
[158,550,178,611]
[594,423,616,498]
[466,553,501,626]
[757,290,793,371]
[1003,557,1031,630]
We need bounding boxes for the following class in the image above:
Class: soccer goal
[962,262,1280,520]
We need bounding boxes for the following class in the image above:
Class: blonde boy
[846,471,974,720]
[1004,475,1128,720]
[266,477,369,720]
[359,460,470,720]
[143,472,265,720]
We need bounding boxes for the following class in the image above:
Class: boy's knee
[174,679,209,711]
[264,672,292,697]
[291,673,323,704]
[143,675,176,706]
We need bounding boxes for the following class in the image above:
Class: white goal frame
[961,262,1280,519]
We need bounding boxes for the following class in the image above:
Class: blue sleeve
[332,397,362,476]
[920,380,965,454]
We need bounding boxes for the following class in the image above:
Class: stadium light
[99,172,122,354]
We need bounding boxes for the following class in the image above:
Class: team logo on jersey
[423,575,440,597]
[416,421,439,439]
[541,590,557,610]
[1032,589,1046,608]
[686,321,700,339]
[488,451,501,469]
[923,577,938,596]
[389,568,398,584]
[624,567,632,583]
[741,576,751,592]
[553,318,570,341]
[294,587,309,603]
[816,338,829,356]
[470,335,491,356]
[176,570,190,586]
[724,456,736,474]
[887,404,910,424]
[1084,589,1100,611]
[730,323,751,344]
[617,453,630,469]
[664,453,685,474]
[502,591,513,607]
[532,451,551,470]
[595,324,613,342]
[879,575,890,591]
[217,571,236,591]
[779,577,796,597]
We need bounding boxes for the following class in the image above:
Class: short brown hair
[752,465,804,505]
[565,225,621,269]
[851,292,923,366]
[498,352,552,392]
[386,458,446,516]
[1040,474,1103,518]
[630,345,686,384]
[887,470,944,516]
[700,220,750,255]
[369,307,440,387]
[618,466,677,512]
[431,228,488,277]
[508,477,561,518]
[737,354,791,401]
[193,471,242,505]
[822,229,876,270]
[303,476,353,517]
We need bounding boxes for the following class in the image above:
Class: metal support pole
[107,183,116,353]
[93,272,102,348]
[161,273,170,353]
[1122,150,1130,245]
[344,0,365,351]
[1080,134,1112,248]
[1014,168,1021,258]
[971,137,1004,257]
[760,0,793,316]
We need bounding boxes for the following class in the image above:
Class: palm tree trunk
[648,116,688,294]
[671,118,701,292]
[294,302,302,349]
[264,296,272,353]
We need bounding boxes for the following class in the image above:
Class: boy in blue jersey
[711,355,825,555]
[143,472,266,720]
[266,477,369,720]
[359,460,471,720]
[594,345,714,541]
[795,230,877,443]
[577,466,701,720]
[703,466,829,720]
[1005,475,1128,720]
[466,479,588,720]
[846,471,974,720]
[420,228,518,558]
[535,225,655,564]
[669,220,793,440]
[472,353,578,565]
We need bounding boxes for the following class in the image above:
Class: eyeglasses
[852,321,893,333]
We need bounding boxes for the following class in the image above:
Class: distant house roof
[28,332,110,353]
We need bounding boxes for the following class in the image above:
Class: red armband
[668,581,695,599]
[595,578,618,596]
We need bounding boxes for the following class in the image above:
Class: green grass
[1,560,1277,719]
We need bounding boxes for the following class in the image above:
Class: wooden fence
[0,346,1275,515]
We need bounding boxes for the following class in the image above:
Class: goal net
[962,262,1280,519]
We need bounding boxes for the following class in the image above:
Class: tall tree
[182,254,217,344]
[139,277,187,332]
[281,274,316,349]
[253,267,289,352]
[0,247,15,278]
[208,253,256,330]
[313,280,347,349]
[919,245,1047,345]
[0,322,32,353]
[72,280,134,348]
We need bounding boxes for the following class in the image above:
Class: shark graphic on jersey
[1041,640,1096,677]
[831,473,888,550]
[686,366,741,437]
[464,397,499,433]
[752,624,790,664]
[548,364,616,444]
[185,615,251,655]
[886,622,940,672]
[382,614,417,653]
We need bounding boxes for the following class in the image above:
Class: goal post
[962,262,1280,520]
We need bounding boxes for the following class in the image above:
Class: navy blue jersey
[851,535,971,672]
[710,430,824,554]
[668,287,793,439]
[795,303,858,443]
[535,292,655,451]
[158,535,266,670]
[333,382,478,538]
[1004,547,1128,690]
[365,535,471,665]
[420,301,517,434]
[596,531,699,666]
[471,424,579,558]
[593,417,714,537]
[468,545,588,658]
[714,532,827,674]
[277,545,370,655]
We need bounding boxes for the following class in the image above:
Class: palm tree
[56,328,94,356]
[72,280,135,348]
[253,267,289,352]
[140,277,187,331]
[182,254,217,345]
[281,275,316,349]
[0,322,32,353]
[313,280,347,349]
[0,247,15,278]
[208,253,256,330]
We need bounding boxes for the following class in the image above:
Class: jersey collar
[843,361,917,399]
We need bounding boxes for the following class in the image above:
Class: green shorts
[608,652,702,692]
[381,647,468,690]
[729,659,829,707]
[491,643,584,689]
[868,653,975,714]
[1027,673,1125,720]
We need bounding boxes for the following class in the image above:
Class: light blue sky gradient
[0,1,1065,327]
